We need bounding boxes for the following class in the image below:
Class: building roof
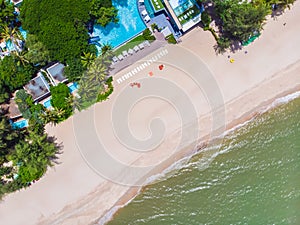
[12,0,23,5]
[24,74,50,102]
[161,26,172,37]
[8,98,22,119]
[46,62,67,85]
[165,0,201,32]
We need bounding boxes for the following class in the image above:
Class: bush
[97,77,114,102]
[201,11,211,28]
[142,28,156,41]
[215,36,231,54]
[151,23,159,31]
[50,83,73,119]
[166,34,177,44]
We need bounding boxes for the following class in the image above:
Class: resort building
[140,0,203,34]
[42,62,67,86]
[11,0,23,6]
[164,0,202,32]
[24,73,51,102]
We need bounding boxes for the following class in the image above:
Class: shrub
[97,77,114,102]
[166,34,177,44]
[142,28,156,41]
[201,11,211,28]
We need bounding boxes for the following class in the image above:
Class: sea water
[106,95,300,225]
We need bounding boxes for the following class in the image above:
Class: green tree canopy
[90,0,118,27]
[21,0,91,62]
[12,131,57,183]
[214,0,270,42]
[0,55,34,91]
[24,34,50,66]
[50,83,73,119]
[0,0,15,29]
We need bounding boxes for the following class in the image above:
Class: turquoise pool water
[92,0,146,51]
[12,119,28,129]
[44,99,52,109]
[6,27,27,51]
[68,82,78,93]
[19,27,27,39]
[145,0,156,18]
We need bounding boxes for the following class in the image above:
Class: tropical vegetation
[0,109,58,199]
[206,0,296,52]
[0,0,117,198]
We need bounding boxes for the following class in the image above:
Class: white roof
[161,27,172,37]
[181,14,201,32]
[168,0,180,8]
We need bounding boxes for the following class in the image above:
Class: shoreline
[97,68,300,225]
[0,2,300,225]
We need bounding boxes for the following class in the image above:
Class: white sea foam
[97,90,300,224]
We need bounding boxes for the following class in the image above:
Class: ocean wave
[97,90,300,225]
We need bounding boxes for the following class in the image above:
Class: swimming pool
[12,119,28,129]
[68,82,79,93]
[44,99,52,109]
[145,0,156,18]
[92,0,146,51]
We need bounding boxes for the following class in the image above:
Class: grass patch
[113,28,155,56]
[150,0,164,11]
[166,34,177,44]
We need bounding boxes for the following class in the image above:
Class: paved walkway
[110,40,167,75]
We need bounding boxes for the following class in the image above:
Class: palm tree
[1,25,23,53]
[80,52,96,68]
[11,50,29,66]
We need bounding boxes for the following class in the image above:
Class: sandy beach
[1,2,300,225]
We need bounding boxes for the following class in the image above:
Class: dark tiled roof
[8,98,22,119]
[24,74,50,101]
[46,63,67,84]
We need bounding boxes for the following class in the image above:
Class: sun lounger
[143,40,150,47]
[138,43,145,49]
[133,45,140,52]
[128,48,134,55]
[122,50,129,57]
[144,15,150,23]
[184,14,188,19]
[139,0,144,3]
[117,54,124,61]
[112,56,118,63]
[141,9,147,16]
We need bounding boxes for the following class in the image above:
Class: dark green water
[107,96,300,225]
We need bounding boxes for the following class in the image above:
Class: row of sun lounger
[112,40,151,63]
[141,9,151,23]
[178,10,195,22]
